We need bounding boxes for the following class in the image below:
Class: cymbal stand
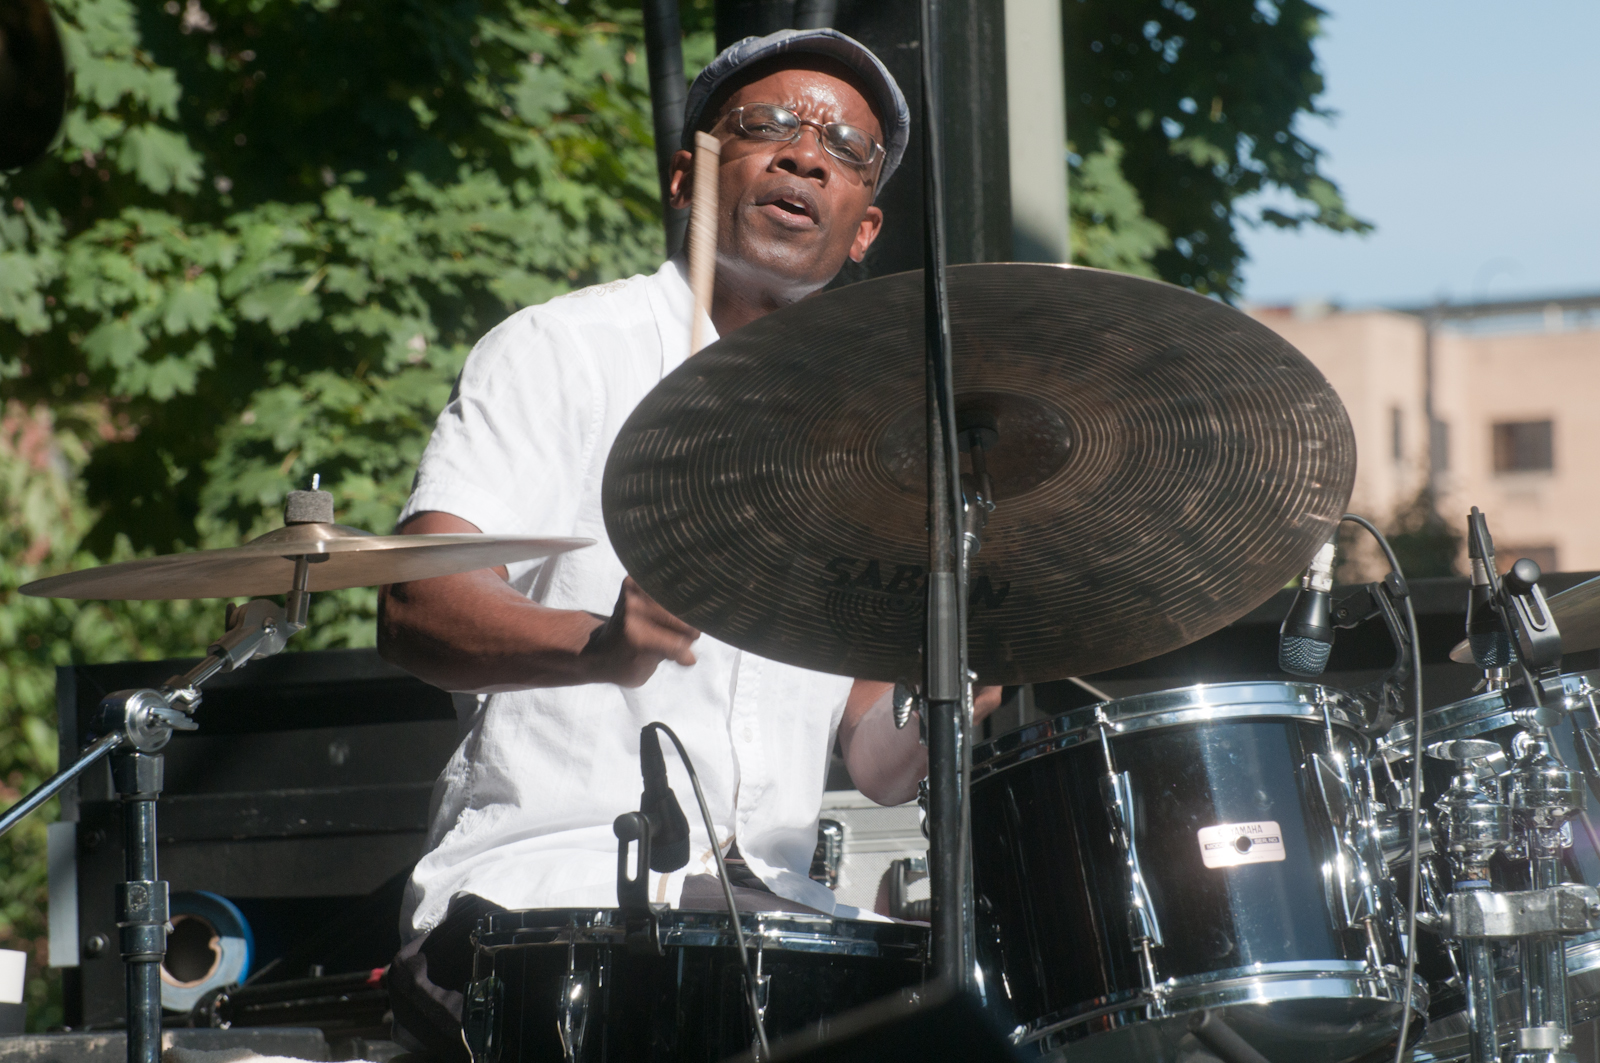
[917,0,976,991]
[1431,738,1512,1063]
[1507,711,1587,1062]
[0,560,311,1063]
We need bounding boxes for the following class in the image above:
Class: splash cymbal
[21,523,592,601]
[603,263,1355,685]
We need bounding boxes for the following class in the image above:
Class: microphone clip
[1499,557,1562,678]
[613,811,667,956]
[1331,572,1413,734]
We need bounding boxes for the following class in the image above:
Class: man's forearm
[839,683,928,806]
[378,569,606,694]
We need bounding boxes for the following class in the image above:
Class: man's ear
[848,205,885,263]
[666,150,696,211]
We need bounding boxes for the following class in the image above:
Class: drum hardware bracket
[1307,752,1381,929]
[892,682,922,732]
[461,974,504,1063]
[556,940,591,1063]
[1427,884,1600,939]
[888,855,930,922]
[1328,573,1412,735]
[1099,768,1166,956]
[612,811,667,956]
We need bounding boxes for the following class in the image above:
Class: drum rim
[472,906,930,955]
[973,680,1362,782]
[1379,670,1600,759]
[1013,960,1428,1050]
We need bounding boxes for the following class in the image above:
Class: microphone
[1466,507,1512,668]
[639,725,690,872]
[1279,538,1338,676]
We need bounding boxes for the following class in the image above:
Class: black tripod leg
[112,752,167,1063]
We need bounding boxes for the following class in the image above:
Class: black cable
[1341,513,1425,1063]
[642,722,771,1059]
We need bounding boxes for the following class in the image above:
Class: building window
[1499,544,1559,575]
[1493,420,1554,473]
[1390,407,1403,463]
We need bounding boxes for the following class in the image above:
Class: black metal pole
[113,752,167,1063]
[919,0,972,991]
[642,0,690,257]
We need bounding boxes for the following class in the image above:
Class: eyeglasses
[717,103,884,173]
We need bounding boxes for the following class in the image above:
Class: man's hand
[583,577,701,687]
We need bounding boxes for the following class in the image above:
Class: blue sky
[1236,1,1600,309]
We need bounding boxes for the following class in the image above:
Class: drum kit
[11,261,1600,1063]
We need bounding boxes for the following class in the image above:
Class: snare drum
[971,681,1426,1063]
[463,907,927,1062]
[1381,670,1600,1059]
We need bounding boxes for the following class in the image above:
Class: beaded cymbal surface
[604,263,1356,685]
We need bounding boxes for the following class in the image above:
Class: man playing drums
[376,29,997,1056]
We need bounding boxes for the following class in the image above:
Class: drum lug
[1307,752,1381,931]
[462,974,504,1063]
[557,942,592,1063]
[1098,769,1165,952]
[751,938,772,1037]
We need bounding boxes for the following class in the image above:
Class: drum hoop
[973,681,1363,782]
[1379,670,1600,760]
[473,907,929,957]
[1014,961,1427,1049]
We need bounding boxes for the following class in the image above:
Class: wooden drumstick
[688,130,721,356]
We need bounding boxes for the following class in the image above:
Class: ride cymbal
[603,263,1355,685]
[21,523,592,600]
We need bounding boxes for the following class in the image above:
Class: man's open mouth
[756,186,819,224]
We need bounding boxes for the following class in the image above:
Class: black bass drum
[462,907,927,1062]
[970,681,1427,1063]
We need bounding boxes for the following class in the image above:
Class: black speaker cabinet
[52,649,456,1027]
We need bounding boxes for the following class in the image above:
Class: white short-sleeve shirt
[398,259,855,939]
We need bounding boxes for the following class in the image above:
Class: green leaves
[1,0,697,552]
[1067,0,1369,296]
[0,1,714,1022]
[1070,135,1171,278]
[115,125,205,194]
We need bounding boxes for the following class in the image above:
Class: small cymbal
[604,262,1355,685]
[21,523,592,601]
[1448,574,1600,665]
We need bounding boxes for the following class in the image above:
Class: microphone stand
[0,567,311,1063]
[918,0,976,991]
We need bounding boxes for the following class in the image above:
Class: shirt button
[742,728,754,742]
